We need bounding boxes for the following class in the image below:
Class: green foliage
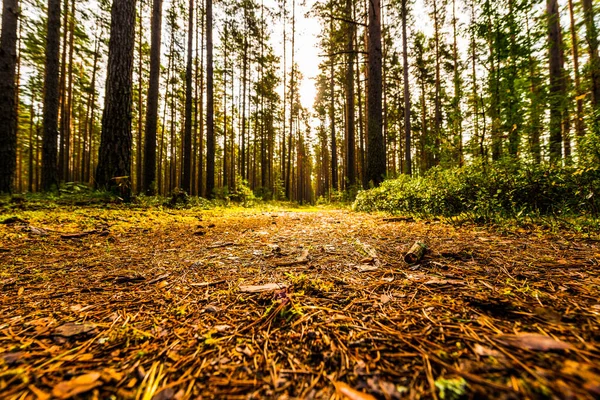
[353,160,600,221]
[434,377,468,400]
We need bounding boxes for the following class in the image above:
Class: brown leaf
[472,343,501,357]
[54,322,96,338]
[51,372,101,399]
[239,283,288,293]
[495,333,572,351]
[334,381,377,400]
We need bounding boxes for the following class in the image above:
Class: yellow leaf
[576,93,587,101]
[334,381,377,400]
[51,372,101,399]
[18,287,24,296]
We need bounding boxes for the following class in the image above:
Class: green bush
[353,160,600,219]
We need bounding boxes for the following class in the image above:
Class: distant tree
[95,0,137,196]
[41,0,61,191]
[143,0,163,195]
[0,0,20,193]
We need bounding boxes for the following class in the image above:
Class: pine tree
[95,0,137,196]
[143,0,163,195]
[41,0,61,191]
[366,0,385,186]
[0,0,20,193]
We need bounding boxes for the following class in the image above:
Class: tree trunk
[136,3,144,193]
[568,0,584,139]
[205,0,215,198]
[143,0,163,195]
[401,0,411,175]
[95,0,137,198]
[344,0,356,187]
[183,0,194,193]
[366,0,385,186]
[582,0,600,115]
[41,0,61,191]
[547,0,564,164]
[0,0,19,193]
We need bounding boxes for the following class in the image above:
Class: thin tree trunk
[205,0,215,198]
[547,0,565,164]
[136,3,144,193]
[344,0,356,187]
[183,0,194,192]
[568,0,584,138]
[143,0,163,194]
[582,0,600,115]
[401,0,411,175]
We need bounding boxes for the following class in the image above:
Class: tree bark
[582,0,600,115]
[95,0,137,197]
[547,0,564,164]
[0,0,19,193]
[143,0,163,195]
[41,0,61,191]
[401,0,411,175]
[344,0,356,187]
[366,0,385,186]
[183,0,194,193]
[568,0,584,138]
[205,0,215,198]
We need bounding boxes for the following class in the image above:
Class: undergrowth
[353,160,600,233]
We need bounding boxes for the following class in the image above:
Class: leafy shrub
[353,160,600,219]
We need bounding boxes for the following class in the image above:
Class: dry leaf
[334,381,377,400]
[472,343,501,357]
[54,322,96,338]
[51,372,101,399]
[239,283,287,293]
[495,333,572,351]
[17,287,24,296]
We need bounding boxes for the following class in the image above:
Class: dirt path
[1,207,599,399]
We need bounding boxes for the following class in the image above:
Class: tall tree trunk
[205,0,215,198]
[28,87,35,192]
[136,3,144,193]
[329,15,337,192]
[0,0,19,193]
[401,0,411,175]
[143,0,163,195]
[547,0,564,164]
[64,0,75,181]
[366,0,385,186]
[286,0,295,199]
[58,0,69,181]
[344,0,356,187]
[95,0,137,198]
[582,0,600,116]
[183,0,194,193]
[568,0,584,139]
[197,1,205,196]
[41,0,61,191]
[85,29,101,184]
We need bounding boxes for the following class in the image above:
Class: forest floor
[1,203,600,400]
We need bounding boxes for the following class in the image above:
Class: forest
[1,0,600,399]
